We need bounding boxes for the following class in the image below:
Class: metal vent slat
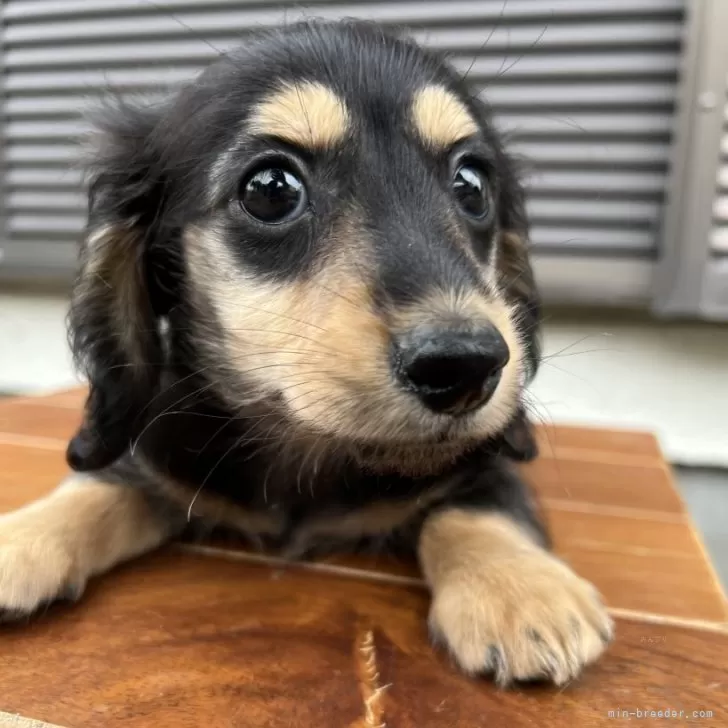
[2,0,685,22]
[3,22,685,67]
[4,169,85,187]
[3,54,680,93]
[711,97,728,255]
[3,0,685,42]
[1,0,686,277]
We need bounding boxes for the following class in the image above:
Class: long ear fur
[67,102,173,471]
[497,407,539,462]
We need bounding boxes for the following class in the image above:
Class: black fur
[67,19,545,557]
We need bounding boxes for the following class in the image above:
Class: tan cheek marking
[419,509,613,684]
[184,223,394,437]
[309,255,389,386]
[411,85,479,148]
[185,224,308,365]
[185,221,387,389]
[248,81,350,148]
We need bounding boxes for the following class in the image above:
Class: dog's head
[68,20,541,474]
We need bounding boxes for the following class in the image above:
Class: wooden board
[0,390,726,727]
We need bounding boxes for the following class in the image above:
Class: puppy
[0,20,612,686]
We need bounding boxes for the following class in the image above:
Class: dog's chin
[268,405,470,477]
[268,387,512,476]
[322,417,487,477]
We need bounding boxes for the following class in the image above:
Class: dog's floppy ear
[498,408,539,462]
[67,102,174,471]
[485,407,538,462]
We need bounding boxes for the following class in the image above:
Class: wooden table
[1,390,726,727]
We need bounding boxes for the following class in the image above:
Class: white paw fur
[0,477,173,621]
[429,550,613,686]
[0,510,85,619]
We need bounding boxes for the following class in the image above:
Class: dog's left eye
[239,166,307,223]
[452,165,491,220]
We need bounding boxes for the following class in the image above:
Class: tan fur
[0,476,173,615]
[411,86,479,149]
[418,510,613,685]
[185,215,525,468]
[248,81,350,148]
[185,220,393,444]
[389,286,527,441]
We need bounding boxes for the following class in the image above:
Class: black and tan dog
[0,20,612,686]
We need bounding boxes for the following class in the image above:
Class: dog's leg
[0,475,180,620]
[418,465,613,686]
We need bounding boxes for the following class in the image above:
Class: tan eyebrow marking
[411,85,479,148]
[247,81,350,149]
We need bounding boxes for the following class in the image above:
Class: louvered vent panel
[710,94,728,256]
[1,0,686,276]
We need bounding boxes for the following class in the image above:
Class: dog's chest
[127,423,460,556]
[197,480,453,559]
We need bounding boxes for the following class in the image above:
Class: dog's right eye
[238,166,307,224]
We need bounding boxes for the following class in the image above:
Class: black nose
[393,325,510,415]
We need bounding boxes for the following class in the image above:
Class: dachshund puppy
[0,20,612,686]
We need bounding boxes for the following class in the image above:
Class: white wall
[0,291,78,394]
[1,291,726,467]
[528,313,728,467]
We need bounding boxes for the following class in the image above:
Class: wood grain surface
[0,390,726,727]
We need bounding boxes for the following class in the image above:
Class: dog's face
[69,21,540,473]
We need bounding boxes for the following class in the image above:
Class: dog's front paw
[0,513,84,622]
[429,552,613,686]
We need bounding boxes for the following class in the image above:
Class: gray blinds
[1,0,686,298]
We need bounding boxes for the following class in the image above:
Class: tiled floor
[677,467,728,590]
